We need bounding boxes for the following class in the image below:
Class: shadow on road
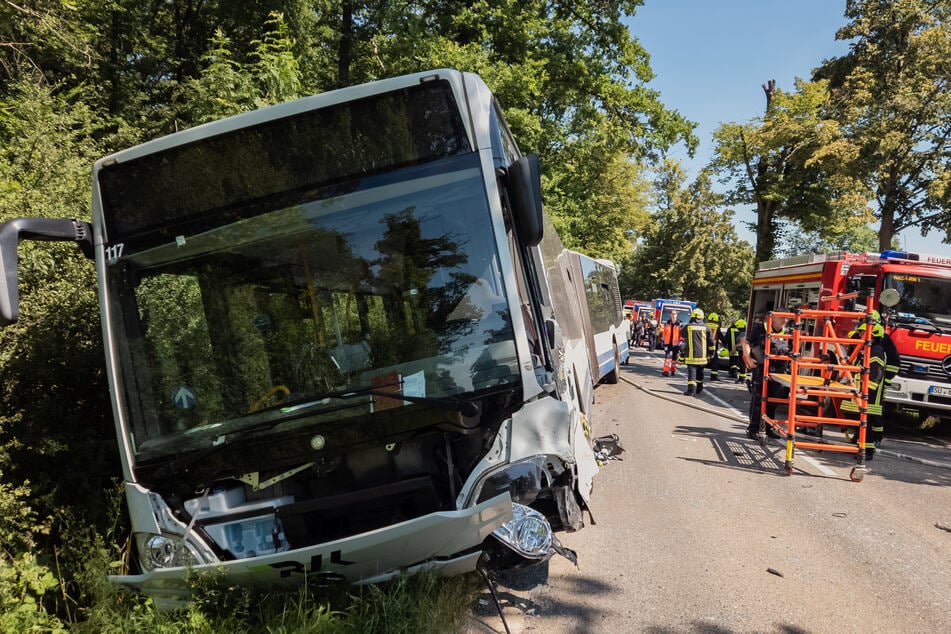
[470,573,616,633]
[643,623,811,634]
[670,422,951,486]
[673,424,844,480]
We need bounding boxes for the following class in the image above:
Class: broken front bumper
[111,494,512,609]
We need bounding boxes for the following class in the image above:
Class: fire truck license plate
[929,385,951,397]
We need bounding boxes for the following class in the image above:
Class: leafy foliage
[0,478,65,632]
[0,78,114,522]
[621,161,754,317]
[815,0,951,250]
[710,78,872,263]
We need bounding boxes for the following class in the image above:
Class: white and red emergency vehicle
[750,250,951,423]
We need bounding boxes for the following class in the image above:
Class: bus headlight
[473,456,556,506]
[491,503,552,559]
[137,533,202,571]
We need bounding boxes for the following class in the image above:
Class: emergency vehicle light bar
[879,250,920,261]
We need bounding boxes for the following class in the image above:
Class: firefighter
[706,312,722,381]
[741,310,789,439]
[681,308,714,396]
[844,310,899,456]
[873,310,900,393]
[728,318,748,382]
[841,322,887,459]
[661,310,683,376]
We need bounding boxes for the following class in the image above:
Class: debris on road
[594,434,625,464]
[767,568,784,578]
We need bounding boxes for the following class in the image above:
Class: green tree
[776,221,880,257]
[179,13,302,124]
[351,0,696,254]
[623,161,754,315]
[711,78,871,263]
[815,0,951,251]
[0,77,113,511]
[544,134,653,262]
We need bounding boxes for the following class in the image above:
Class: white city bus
[0,70,601,605]
[564,252,629,386]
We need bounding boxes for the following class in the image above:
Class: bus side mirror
[507,154,544,247]
[0,217,94,325]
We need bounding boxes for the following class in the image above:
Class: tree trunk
[751,79,779,264]
[878,161,899,252]
[879,207,895,252]
[755,198,777,263]
[338,0,353,88]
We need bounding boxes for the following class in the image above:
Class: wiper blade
[152,399,369,481]
[891,314,944,334]
[150,383,481,482]
[262,382,480,417]
[348,388,481,417]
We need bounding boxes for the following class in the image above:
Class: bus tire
[605,343,620,384]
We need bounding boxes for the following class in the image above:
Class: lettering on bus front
[251,551,356,578]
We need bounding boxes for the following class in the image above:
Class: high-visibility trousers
[663,345,679,374]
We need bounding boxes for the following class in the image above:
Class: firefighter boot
[696,381,704,394]
[684,385,696,396]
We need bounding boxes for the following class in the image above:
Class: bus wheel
[605,343,620,384]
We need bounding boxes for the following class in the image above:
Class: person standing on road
[681,308,714,396]
[741,310,790,439]
[841,322,887,460]
[633,315,645,348]
[661,310,683,376]
[705,312,722,381]
[728,318,747,382]
[873,310,900,396]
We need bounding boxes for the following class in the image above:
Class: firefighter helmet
[735,318,747,329]
[707,312,719,323]
[691,308,704,320]
[872,323,885,338]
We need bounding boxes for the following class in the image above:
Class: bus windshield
[885,272,951,326]
[106,153,519,460]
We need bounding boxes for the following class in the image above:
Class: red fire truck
[750,250,951,424]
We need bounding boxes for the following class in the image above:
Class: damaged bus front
[0,70,597,606]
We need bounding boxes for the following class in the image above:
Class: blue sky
[625,0,949,257]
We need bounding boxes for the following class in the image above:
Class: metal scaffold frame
[757,306,875,482]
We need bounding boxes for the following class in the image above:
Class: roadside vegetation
[0,0,948,629]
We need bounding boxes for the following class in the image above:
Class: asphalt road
[466,347,951,633]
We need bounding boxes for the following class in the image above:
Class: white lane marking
[636,350,844,476]
[700,387,747,419]
[639,349,747,418]
[801,455,837,476]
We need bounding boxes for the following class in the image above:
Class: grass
[72,566,483,634]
